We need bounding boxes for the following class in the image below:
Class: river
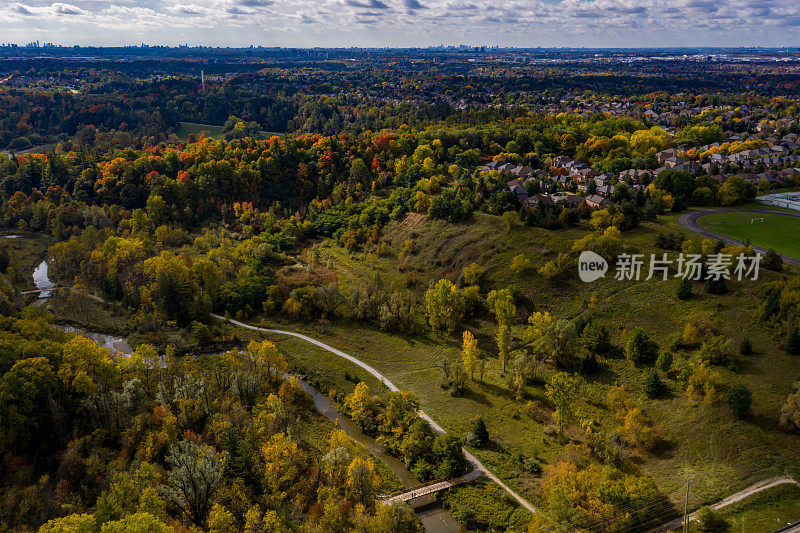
[33,260,460,531]
[32,260,55,297]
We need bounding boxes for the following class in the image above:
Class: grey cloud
[404,0,425,10]
[346,0,389,9]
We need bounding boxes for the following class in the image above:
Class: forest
[1,52,800,533]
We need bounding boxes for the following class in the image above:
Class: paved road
[211,313,538,515]
[678,208,800,267]
[649,477,800,533]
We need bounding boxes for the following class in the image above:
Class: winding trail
[211,313,538,514]
[678,208,800,267]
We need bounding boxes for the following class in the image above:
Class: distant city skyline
[1,0,799,48]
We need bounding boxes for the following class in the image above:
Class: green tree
[625,328,659,364]
[546,372,582,436]
[725,384,752,419]
[0,357,57,452]
[581,322,611,354]
[676,277,692,300]
[496,324,512,373]
[644,369,663,399]
[656,351,673,373]
[471,418,489,448]
[347,456,379,505]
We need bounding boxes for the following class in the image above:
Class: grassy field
[236,210,800,527]
[175,122,285,142]
[697,211,800,258]
[689,483,800,533]
[175,122,225,141]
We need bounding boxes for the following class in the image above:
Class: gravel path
[649,477,800,533]
[211,313,539,515]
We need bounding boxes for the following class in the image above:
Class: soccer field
[697,211,800,259]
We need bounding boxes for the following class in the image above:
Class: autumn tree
[345,382,380,435]
[425,279,464,332]
[461,330,480,380]
[347,456,380,505]
[157,439,228,525]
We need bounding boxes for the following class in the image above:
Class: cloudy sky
[1,0,799,47]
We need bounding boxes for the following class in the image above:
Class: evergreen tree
[471,418,489,448]
[676,278,692,300]
[644,369,663,399]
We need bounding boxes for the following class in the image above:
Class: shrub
[764,249,783,272]
[725,384,752,419]
[739,338,753,356]
[697,506,727,532]
[704,277,728,295]
[699,336,737,367]
[625,328,659,364]
[676,278,692,300]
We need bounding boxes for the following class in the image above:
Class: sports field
[697,211,800,259]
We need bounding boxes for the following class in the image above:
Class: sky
[1,0,799,48]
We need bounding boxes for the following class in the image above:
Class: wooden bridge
[380,464,484,508]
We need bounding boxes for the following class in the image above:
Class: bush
[764,249,783,272]
[523,458,543,475]
[725,384,752,419]
[699,336,737,367]
[704,277,728,295]
[676,278,692,300]
[644,369,664,399]
[697,505,728,532]
[625,328,659,364]
[739,338,753,356]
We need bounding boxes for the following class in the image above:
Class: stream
[33,259,460,531]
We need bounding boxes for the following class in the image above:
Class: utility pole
[683,480,690,533]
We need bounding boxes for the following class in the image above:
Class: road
[677,208,800,267]
[649,477,800,533]
[211,313,538,515]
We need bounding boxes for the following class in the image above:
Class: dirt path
[677,208,800,267]
[211,313,539,515]
[649,477,800,533]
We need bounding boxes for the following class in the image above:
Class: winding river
[32,260,460,532]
